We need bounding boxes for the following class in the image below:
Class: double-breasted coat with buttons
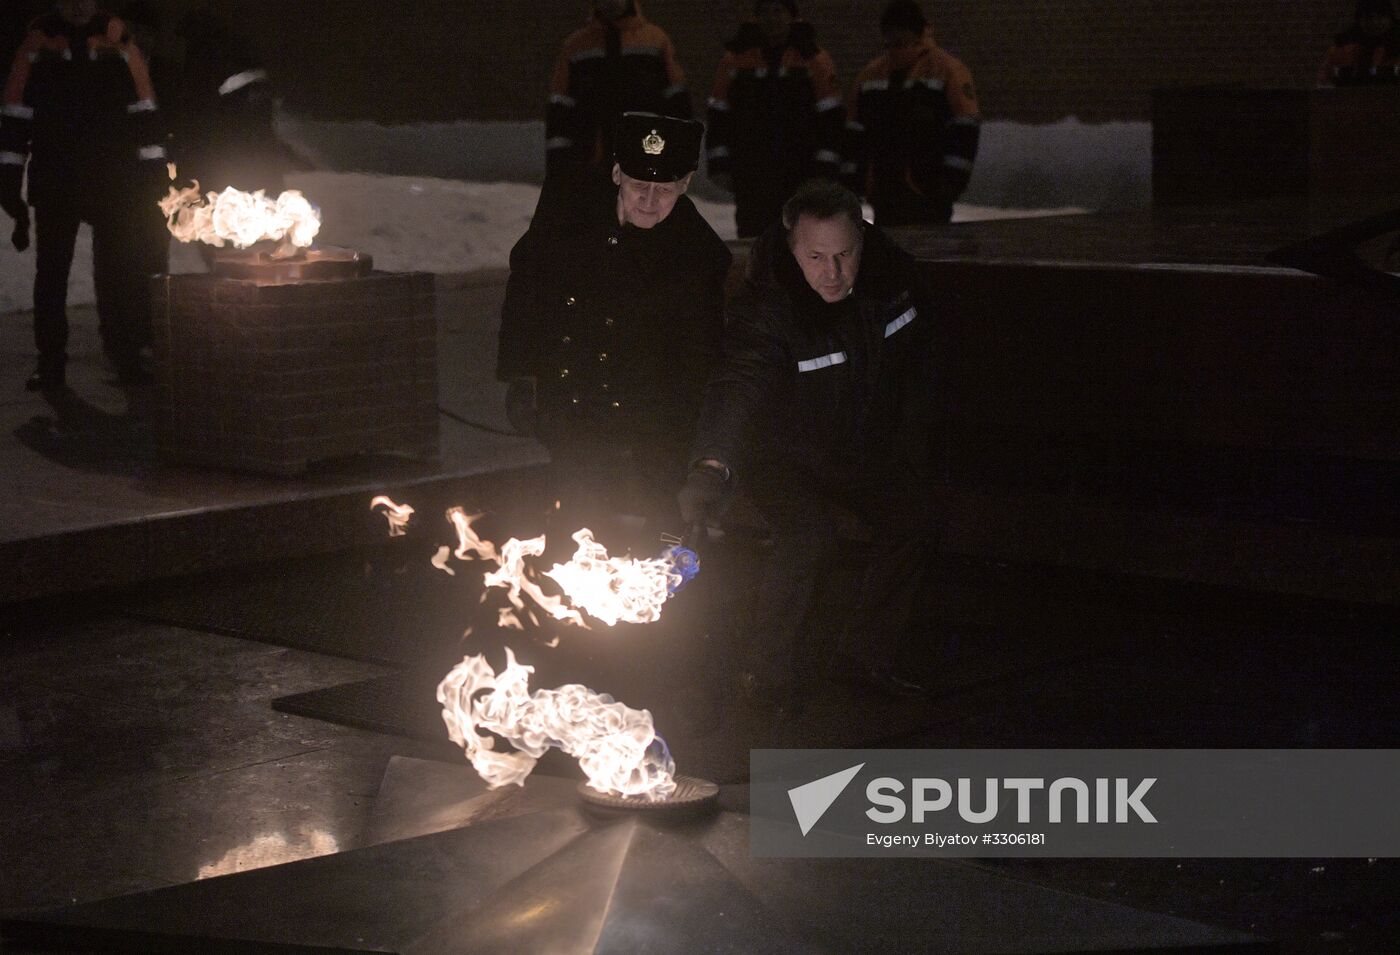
[497,177,732,458]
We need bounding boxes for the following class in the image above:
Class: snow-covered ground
[277,113,1150,211]
[0,113,1125,314]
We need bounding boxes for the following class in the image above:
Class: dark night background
[0,0,1358,123]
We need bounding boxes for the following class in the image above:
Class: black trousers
[735,454,939,691]
[33,198,151,369]
[540,422,691,559]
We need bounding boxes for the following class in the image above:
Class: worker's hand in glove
[677,460,731,527]
[504,376,537,437]
[9,205,28,252]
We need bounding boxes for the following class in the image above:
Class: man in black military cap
[497,112,732,550]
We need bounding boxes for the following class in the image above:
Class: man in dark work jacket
[679,179,940,712]
[498,112,732,550]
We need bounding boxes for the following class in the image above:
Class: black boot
[106,347,153,386]
[25,356,65,392]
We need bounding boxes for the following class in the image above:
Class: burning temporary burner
[151,178,437,476]
[160,173,320,250]
[158,172,370,282]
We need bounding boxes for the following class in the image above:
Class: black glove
[9,205,28,252]
[677,462,731,527]
[504,377,537,437]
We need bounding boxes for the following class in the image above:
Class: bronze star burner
[577,774,719,813]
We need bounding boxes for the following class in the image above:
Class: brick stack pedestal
[151,270,439,476]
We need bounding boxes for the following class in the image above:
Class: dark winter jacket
[844,31,979,226]
[545,2,691,181]
[705,21,843,237]
[497,176,732,444]
[170,20,297,195]
[691,221,937,478]
[0,11,166,209]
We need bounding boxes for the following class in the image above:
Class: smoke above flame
[438,647,676,800]
[159,174,321,250]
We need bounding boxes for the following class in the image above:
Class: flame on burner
[438,647,677,800]
[159,174,320,250]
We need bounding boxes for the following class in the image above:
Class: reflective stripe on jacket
[546,3,690,177]
[843,32,979,218]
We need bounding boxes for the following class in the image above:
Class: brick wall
[69,1,1355,124]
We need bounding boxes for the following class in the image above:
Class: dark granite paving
[1,546,1398,953]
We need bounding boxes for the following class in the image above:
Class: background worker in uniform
[545,0,691,187]
[1318,0,1400,85]
[117,0,173,359]
[678,179,940,714]
[498,112,731,551]
[843,0,979,226]
[171,8,304,196]
[0,0,168,390]
[704,0,844,238]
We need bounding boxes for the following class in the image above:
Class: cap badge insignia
[642,130,665,155]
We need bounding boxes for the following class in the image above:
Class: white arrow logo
[787,763,864,836]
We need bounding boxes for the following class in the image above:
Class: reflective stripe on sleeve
[706,97,730,111]
[884,307,915,338]
[549,93,576,108]
[815,95,843,112]
[2,104,32,119]
[909,76,945,91]
[797,351,848,373]
[845,120,865,133]
[814,148,840,164]
[860,78,888,92]
[138,144,167,160]
[0,150,26,165]
[126,98,156,113]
